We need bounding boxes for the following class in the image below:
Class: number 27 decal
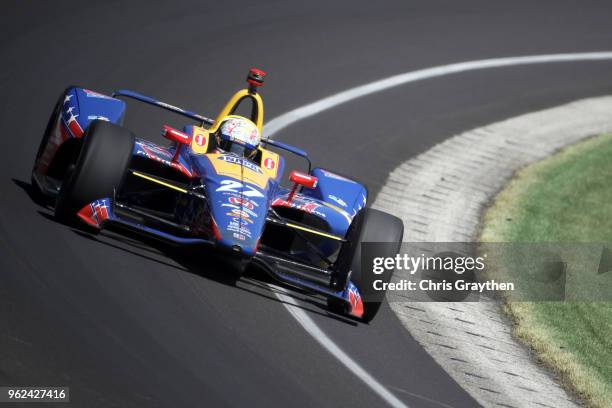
[216,179,264,197]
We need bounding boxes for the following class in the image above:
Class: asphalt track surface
[2,1,612,407]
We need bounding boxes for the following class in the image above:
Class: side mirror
[290,171,318,188]
[162,125,192,162]
[163,125,192,145]
[288,171,318,202]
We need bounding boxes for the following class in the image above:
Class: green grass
[480,133,612,408]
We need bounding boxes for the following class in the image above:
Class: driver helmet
[216,115,261,159]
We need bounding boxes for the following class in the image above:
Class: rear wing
[112,89,215,126]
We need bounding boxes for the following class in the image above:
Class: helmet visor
[219,139,255,158]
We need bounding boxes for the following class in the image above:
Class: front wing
[77,197,364,319]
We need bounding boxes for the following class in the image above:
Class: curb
[373,96,612,408]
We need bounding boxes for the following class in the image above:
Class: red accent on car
[263,157,276,170]
[194,133,207,146]
[163,125,191,144]
[76,203,108,229]
[289,171,318,189]
[229,196,254,210]
[247,68,266,88]
[59,120,70,142]
[211,217,222,241]
[67,118,84,138]
[77,204,98,227]
[348,290,364,319]
[163,125,192,162]
[287,171,318,203]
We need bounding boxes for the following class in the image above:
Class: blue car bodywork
[32,76,369,319]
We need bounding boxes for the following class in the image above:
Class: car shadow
[72,229,192,273]
[107,227,357,325]
[16,177,358,326]
[237,274,358,325]
[161,242,358,325]
[12,178,53,207]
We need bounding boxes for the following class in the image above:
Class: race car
[31,68,403,322]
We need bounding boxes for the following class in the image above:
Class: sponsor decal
[218,154,262,174]
[229,208,252,220]
[221,203,258,218]
[138,141,172,158]
[190,127,210,155]
[272,198,327,218]
[228,196,256,209]
[233,232,246,241]
[227,213,253,223]
[157,101,185,112]
[320,200,353,224]
[195,133,207,146]
[87,115,109,121]
[216,179,264,198]
[208,153,269,188]
[136,144,192,177]
[83,89,112,98]
[260,150,280,179]
[320,169,355,183]
[328,194,347,207]
[263,157,276,170]
[227,220,252,237]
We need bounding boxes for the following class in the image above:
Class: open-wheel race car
[31,68,403,322]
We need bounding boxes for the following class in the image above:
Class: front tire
[32,86,77,174]
[333,208,404,322]
[31,87,72,204]
[54,120,134,221]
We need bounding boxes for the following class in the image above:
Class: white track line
[264,51,612,408]
[265,51,612,136]
[273,287,408,408]
[375,96,612,407]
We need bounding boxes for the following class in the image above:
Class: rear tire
[332,208,403,322]
[54,120,134,221]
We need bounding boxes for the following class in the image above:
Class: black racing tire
[54,120,134,221]
[33,88,70,168]
[32,86,84,174]
[31,86,75,202]
[327,296,347,315]
[332,208,404,323]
